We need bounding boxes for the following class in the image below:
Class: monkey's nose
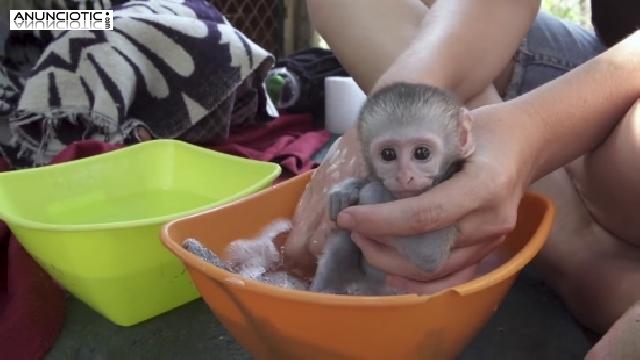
[396,175,414,185]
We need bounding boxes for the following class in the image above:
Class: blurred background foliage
[541,0,591,27]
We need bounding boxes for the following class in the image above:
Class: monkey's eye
[413,146,431,161]
[380,148,396,161]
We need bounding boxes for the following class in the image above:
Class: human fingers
[386,264,478,295]
[353,232,502,282]
[285,172,336,269]
[307,220,332,257]
[285,173,322,250]
[285,130,365,264]
[337,173,481,237]
[285,212,323,273]
[453,184,521,248]
[445,152,523,249]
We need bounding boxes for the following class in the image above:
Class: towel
[213,112,330,176]
[1,0,276,169]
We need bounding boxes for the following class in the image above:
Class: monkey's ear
[458,109,475,157]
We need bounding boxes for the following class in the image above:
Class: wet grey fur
[183,238,232,271]
[310,83,464,296]
[183,238,309,290]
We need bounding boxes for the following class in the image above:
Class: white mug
[324,76,367,135]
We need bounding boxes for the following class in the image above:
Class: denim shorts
[504,11,606,100]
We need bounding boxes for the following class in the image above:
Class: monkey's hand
[328,177,367,221]
[392,227,457,273]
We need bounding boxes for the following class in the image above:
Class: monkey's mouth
[392,190,424,199]
[387,181,434,199]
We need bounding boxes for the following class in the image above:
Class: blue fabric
[505,11,606,100]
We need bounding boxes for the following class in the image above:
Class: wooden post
[282,0,315,56]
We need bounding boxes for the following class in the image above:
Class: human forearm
[502,30,640,181]
[376,0,540,102]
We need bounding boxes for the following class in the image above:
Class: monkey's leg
[393,227,457,273]
[352,262,400,296]
[328,177,368,221]
[309,178,373,294]
[309,230,364,293]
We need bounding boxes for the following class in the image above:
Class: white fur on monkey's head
[356,82,465,170]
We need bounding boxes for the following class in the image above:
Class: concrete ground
[45,266,597,360]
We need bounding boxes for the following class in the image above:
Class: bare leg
[531,100,640,334]
[586,299,640,360]
[306,0,515,96]
[530,167,640,334]
[567,99,640,242]
[307,0,427,92]
[532,101,640,359]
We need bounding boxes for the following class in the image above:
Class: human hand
[284,128,367,273]
[336,103,539,294]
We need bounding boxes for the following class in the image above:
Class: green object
[266,72,286,104]
[0,140,281,326]
[266,68,301,109]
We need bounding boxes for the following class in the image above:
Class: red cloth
[213,113,330,176]
[0,140,120,360]
[51,140,121,163]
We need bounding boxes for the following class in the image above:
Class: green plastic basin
[0,139,281,326]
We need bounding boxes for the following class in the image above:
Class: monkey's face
[369,133,444,198]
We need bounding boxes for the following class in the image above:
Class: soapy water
[183,235,371,295]
[182,219,310,291]
[182,218,510,295]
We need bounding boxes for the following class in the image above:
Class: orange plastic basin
[161,171,555,360]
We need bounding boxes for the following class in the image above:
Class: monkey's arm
[328,177,368,221]
[358,181,455,273]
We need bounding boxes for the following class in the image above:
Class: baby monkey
[310,82,475,295]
